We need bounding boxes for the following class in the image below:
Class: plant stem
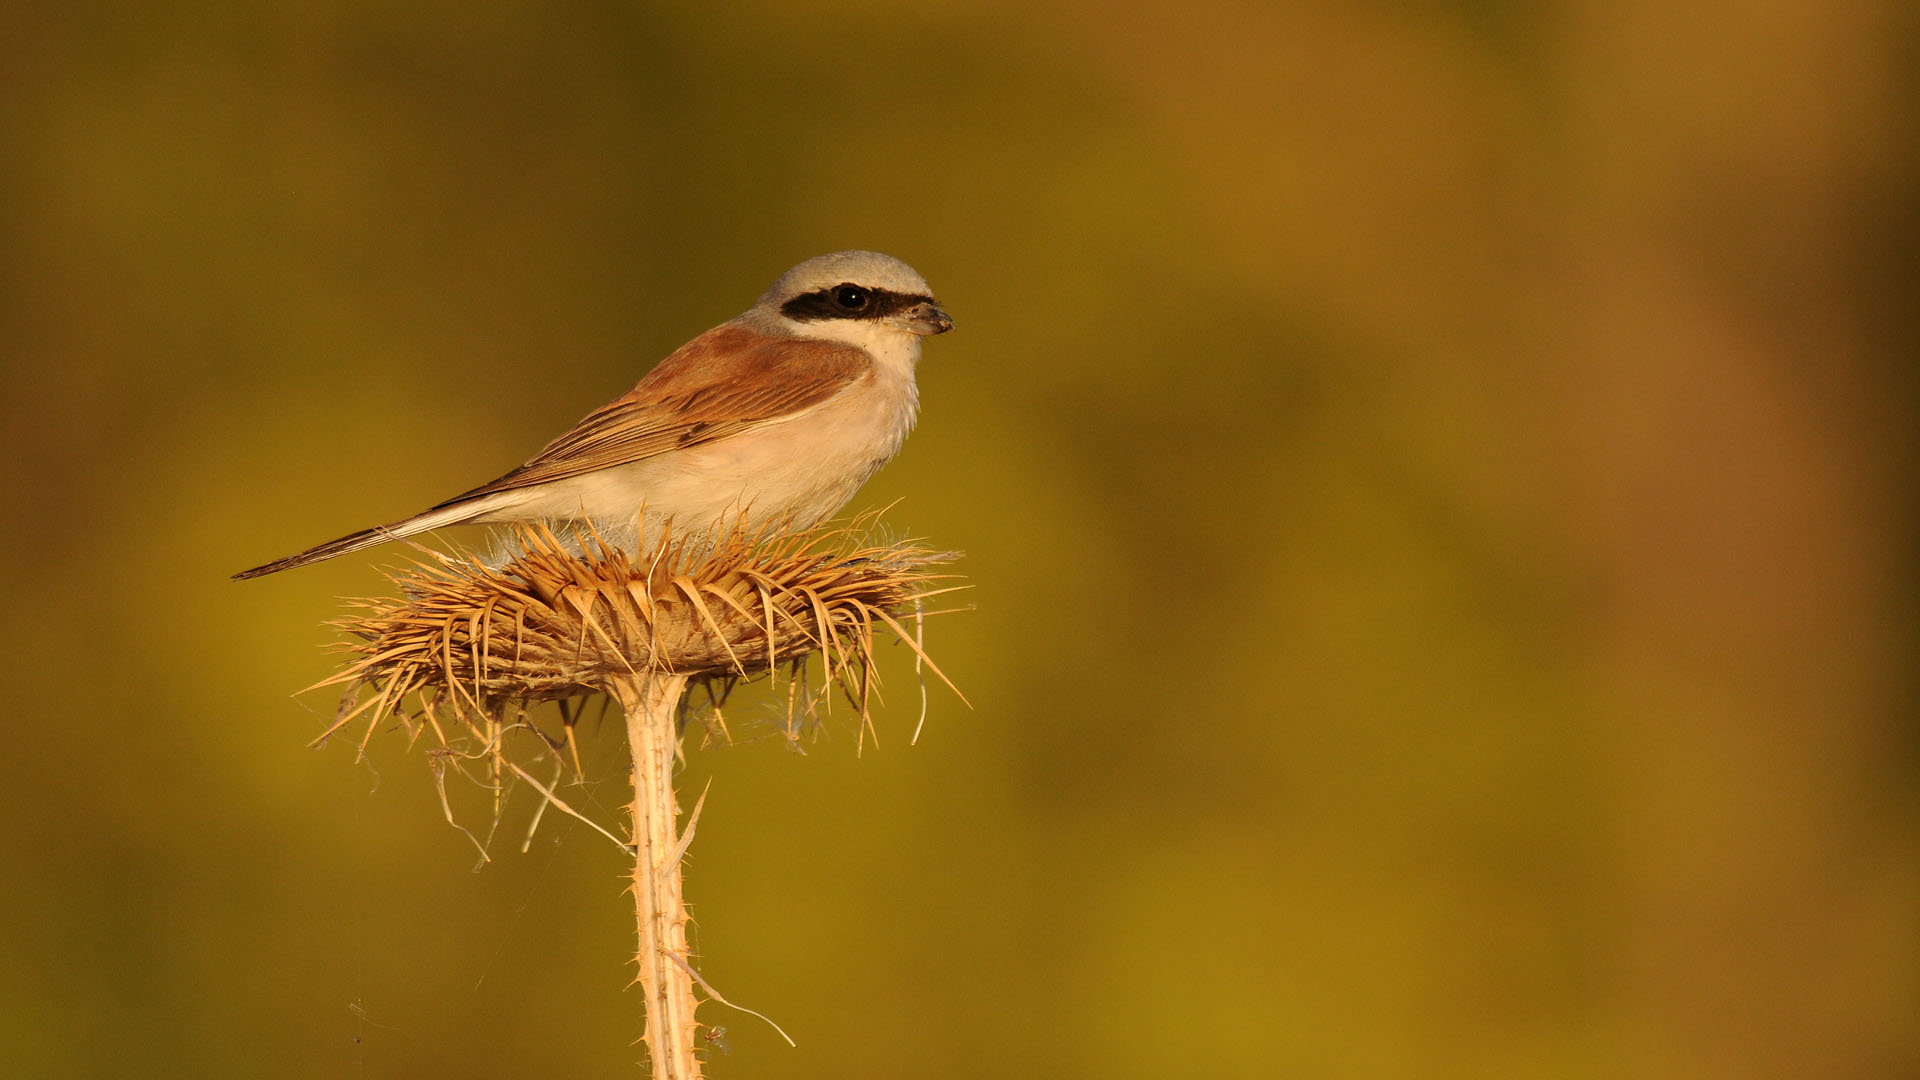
[614,672,700,1080]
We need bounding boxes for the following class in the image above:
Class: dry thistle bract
[317,514,963,756]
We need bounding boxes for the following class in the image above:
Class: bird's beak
[901,300,954,337]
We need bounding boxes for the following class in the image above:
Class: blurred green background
[3,2,1916,1077]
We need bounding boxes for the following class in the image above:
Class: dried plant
[313,513,964,1078]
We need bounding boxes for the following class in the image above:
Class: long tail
[232,503,476,580]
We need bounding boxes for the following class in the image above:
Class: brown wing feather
[431,326,870,509]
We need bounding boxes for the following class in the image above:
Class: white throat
[800,319,923,377]
[733,306,924,380]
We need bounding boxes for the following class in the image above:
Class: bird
[233,250,951,580]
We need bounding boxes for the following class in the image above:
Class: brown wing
[432,325,870,509]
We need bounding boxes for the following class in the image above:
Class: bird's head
[752,251,953,354]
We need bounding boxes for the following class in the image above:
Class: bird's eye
[832,285,870,312]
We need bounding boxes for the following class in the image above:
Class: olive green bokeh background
[3,3,1916,1077]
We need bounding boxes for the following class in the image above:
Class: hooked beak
[901,300,954,337]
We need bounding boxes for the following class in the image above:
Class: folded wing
[432,326,871,509]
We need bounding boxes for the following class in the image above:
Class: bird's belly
[488,375,915,541]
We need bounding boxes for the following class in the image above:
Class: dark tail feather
[234,500,491,580]
[231,524,406,580]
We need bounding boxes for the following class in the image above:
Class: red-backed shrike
[234,251,951,580]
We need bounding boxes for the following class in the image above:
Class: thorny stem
[614,672,701,1080]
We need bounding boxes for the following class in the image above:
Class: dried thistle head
[315,513,965,764]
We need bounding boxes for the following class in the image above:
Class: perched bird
[234,251,951,580]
